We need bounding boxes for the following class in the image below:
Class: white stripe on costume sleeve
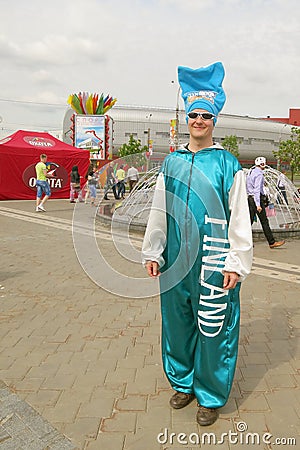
[141,172,167,268]
[224,170,253,281]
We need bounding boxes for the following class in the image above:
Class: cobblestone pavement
[0,200,299,450]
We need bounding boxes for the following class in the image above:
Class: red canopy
[0,130,90,200]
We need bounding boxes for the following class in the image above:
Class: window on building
[125,132,138,138]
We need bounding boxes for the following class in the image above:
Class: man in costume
[142,62,253,426]
[246,156,285,248]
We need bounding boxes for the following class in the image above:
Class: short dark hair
[40,154,47,159]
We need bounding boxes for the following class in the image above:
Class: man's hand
[257,205,262,213]
[145,261,160,278]
[223,271,239,290]
[43,169,54,178]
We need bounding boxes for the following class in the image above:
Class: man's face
[187,108,214,140]
[41,156,47,163]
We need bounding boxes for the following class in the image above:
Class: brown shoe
[169,391,195,409]
[196,405,218,426]
[269,240,285,248]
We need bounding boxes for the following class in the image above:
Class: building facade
[63,105,296,167]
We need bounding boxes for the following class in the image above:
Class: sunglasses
[187,112,216,120]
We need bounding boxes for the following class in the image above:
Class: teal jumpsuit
[157,147,245,409]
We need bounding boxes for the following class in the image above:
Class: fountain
[97,154,300,239]
[111,165,159,231]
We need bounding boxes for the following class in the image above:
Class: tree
[222,135,240,158]
[273,127,300,182]
[118,134,148,167]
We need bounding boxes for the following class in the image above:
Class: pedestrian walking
[35,153,54,212]
[103,162,118,200]
[87,168,99,206]
[142,62,253,426]
[276,170,288,205]
[70,166,83,203]
[246,157,285,248]
[116,164,126,199]
[126,166,139,192]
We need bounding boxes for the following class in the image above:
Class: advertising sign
[23,136,55,148]
[22,163,69,191]
[75,115,105,159]
[169,118,177,152]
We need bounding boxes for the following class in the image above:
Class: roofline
[113,104,299,124]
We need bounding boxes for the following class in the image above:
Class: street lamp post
[146,113,152,152]
[144,114,152,171]
[171,82,181,151]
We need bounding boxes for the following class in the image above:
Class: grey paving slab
[0,382,77,449]
[0,200,299,449]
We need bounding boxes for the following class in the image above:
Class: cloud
[0,34,21,60]
[0,0,300,134]
[1,35,106,68]
[31,70,60,86]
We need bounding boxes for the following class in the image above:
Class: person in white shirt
[126,166,139,192]
[276,170,288,205]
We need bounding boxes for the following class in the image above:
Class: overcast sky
[0,0,299,135]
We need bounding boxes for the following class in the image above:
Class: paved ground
[0,199,299,450]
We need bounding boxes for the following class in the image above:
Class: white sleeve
[224,170,253,281]
[141,172,167,267]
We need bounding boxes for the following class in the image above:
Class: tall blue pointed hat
[178,62,226,121]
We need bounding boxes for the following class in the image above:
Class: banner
[75,115,105,159]
[169,118,177,152]
[148,139,153,155]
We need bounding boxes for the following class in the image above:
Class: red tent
[0,130,91,200]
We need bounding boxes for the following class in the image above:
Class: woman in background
[87,167,99,206]
[70,166,83,203]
